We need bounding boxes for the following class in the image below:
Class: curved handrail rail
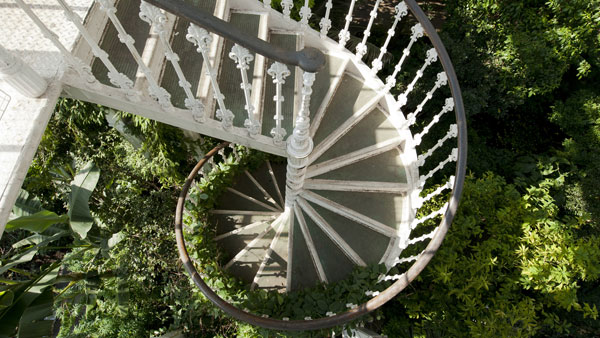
[174,0,467,331]
[144,0,326,73]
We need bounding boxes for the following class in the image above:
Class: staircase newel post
[284,71,316,208]
[0,45,47,98]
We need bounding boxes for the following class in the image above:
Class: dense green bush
[382,173,600,337]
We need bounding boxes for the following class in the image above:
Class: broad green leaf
[17,288,54,338]
[11,190,43,218]
[0,290,14,309]
[68,162,100,239]
[5,211,68,233]
[0,232,67,275]
[0,264,59,337]
[12,234,50,249]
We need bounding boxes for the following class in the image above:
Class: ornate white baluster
[263,0,272,8]
[140,1,205,122]
[407,226,440,245]
[412,176,455,210]
[319,0,333,36]
[229,44,260,137]
[418,148,458,188]
[355,0,381,59]
[187,24,234,129]
[396,48,438,110]
[409,97,454,136]
[285,72,316,207]
[267,62,291,146]
[281,0,293,18]
[385,23,424,91]
[14,0,96,85]
[96,0,171,108]
[0,45,47,98]
[390,255,419,268]
[338,0,357,47]
[372,2,409,74]
[300,0,312,25]
[404,72,448,129]
[416,124,458,166]
[410,203,448,230]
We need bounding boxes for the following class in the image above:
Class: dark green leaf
[68,162,100,239]
[17,288,54,338]
[0,232,67,275]
[0,264,59,337]
[0,290,14,309]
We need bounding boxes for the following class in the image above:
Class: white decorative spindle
[390,255,419,268]
[407,227,440,245]
[263,0,272,8]
[396,48,438,110]
[267,62,291,146]
[338,0,357,47]
[0,45,47,98]
[410,203,449,230]
[139,2,204,121]
[404,72,448,129]
[140,1,205,122]
[229,44,260,137]
[300,0,312,25]
[285,72,316,207]
[418,148,458,188]
[385,23,424,91]
[416,124,458,166]
[319,0,333,36]
[372,2,409,74]
[412,176,455,210]
[355,0,381,59]
[187,24,234,129]
[96,0,171,108]
[410,97,454,136]
[15,0,96,85]
[281,0,293,18]
[365,290,380,297]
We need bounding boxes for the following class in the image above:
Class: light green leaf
[68,162,100,239]
[6,211,68,233]
[107,232,125,249]
[11,190,43,218]
[12,234,50,249]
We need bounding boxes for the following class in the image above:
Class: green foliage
[0,162,106,337]
[446,0,600,103]
[550,87,600,224]
[382,173,600,337]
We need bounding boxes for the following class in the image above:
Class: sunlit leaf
[68,162,100,239]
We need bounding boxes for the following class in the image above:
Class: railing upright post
[267,62,291,145]
[319,0,333,36]
[0,45,47,98]
[284,71,316,208]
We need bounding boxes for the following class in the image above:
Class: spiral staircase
[0,0,466,331]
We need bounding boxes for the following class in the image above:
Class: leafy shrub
[381,173,600,337]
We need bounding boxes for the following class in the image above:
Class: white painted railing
[3,0,465,325]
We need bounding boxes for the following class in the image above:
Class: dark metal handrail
[144,0,326,73]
